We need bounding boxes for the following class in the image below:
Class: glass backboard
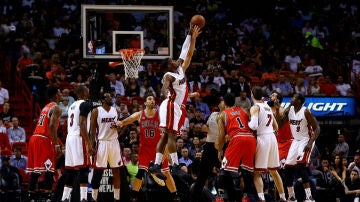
[81,5,173,60]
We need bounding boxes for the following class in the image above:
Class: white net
[120,48,145,79]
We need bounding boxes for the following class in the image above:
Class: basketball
[190,14,205,29]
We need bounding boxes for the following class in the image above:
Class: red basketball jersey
[33,102,59,138]
[276,121,293,142]
[224,106,252,137]
[139,109,161,146]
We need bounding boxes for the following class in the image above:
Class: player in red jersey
[118,93,180,201]
[215,93,257,201]
[267,90,293,167]
[26,87,62,201]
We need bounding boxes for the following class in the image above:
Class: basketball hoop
[119,48,145,79]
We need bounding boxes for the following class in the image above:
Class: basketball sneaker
[304,196,315,202]
[148,163,167,186]
[287,196,297,202]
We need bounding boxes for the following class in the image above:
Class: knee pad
[91,169,104,189]
[135,169,146,180]
[79,168,90,184]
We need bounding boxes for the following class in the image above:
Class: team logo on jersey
[44,159,53,171]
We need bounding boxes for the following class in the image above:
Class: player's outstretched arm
[181,25,201,73]
[117,111,140,127]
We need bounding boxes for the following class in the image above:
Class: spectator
[333,133,350,158]
[329,153,346,201]
[108,73,125,96]
[236,75,251,96]
[294,77,308,95]
[179,147,193,168]
[335,76,352,96]
[61,88,75,106]
[307,77,322,96]
[193,96,210,119]
[188,136,202,159]
[0,103,14,128]
[348,153,360,175]
[125,78,140,97]
[212,68,225,88]
[176,137,185,158]
[284,49,302,73]
[344,169,360,202]
[189,109,206,130]
[275,75,293,96]
[9,147,27,170]
[0,156,21,194]
[0,81,9,105]
[122,147,132,166]
[0,120,7,134]
[313,158,332,189]
[179,129,192,150]
[220,78,236,96]
[6,117,26,144]
[139,80,156,98]
[59,96,70,125]
[319,75,338,96]
[262,80,276,96]
[126,153,139,186]
[304,58,323,78]
[234,90,251,112]
[199,69,209,84]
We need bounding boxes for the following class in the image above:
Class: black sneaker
[171,164,183,175]
[148,163,167,186]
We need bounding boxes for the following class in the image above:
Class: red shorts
[278,139,292,161]
[138,144,169,172]
[222,135,256,172]
[27,134,56,173]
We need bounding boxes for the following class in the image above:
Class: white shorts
[94,139,123,169]
[285,138,313,166]
[65,134,86,168]
[159,99,183,133]
[255,134,280,171]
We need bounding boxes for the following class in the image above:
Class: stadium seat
[0,133,12,152]
[11,142,28,155]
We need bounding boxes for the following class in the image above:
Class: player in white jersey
[89,93,123,202]
[61,86,94,202]
[276,93,320,202]
[248,86,286,202]
[149,24,201,184]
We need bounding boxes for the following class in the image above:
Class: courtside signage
[280,97,356,117]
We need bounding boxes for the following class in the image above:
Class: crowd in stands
[1,0,360,201]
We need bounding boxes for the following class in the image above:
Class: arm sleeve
[179,35,191,60]
[248,116,259,130]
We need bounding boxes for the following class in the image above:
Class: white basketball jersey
[288,106,311,141]
[97,106,119,141]
[162,67,188,106]
[206,112,219,143]
[255,102,275,135]
[67,100,85,136]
